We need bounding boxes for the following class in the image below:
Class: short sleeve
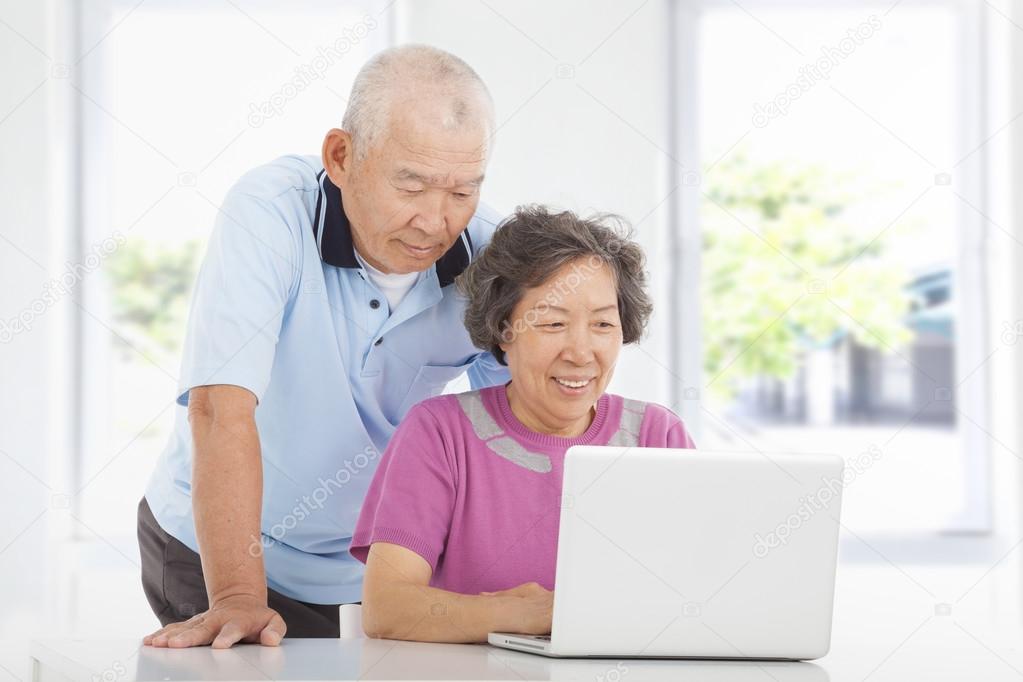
[461,205,511,392]
[175,190,299,406]
[466,351,511,391]
[639,403,697,449]
[666,418,697,449]
[349,403,457,572]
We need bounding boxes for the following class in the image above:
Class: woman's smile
[552,375,596,396]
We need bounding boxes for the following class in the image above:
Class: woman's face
[500,258,624,437]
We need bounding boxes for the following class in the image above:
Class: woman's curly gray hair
[457,205,653,366]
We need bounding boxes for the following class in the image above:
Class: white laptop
[489,446,844,660]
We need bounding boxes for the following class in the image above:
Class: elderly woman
[349,205,695,642]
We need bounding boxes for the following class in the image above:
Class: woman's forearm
[362,582,517,643]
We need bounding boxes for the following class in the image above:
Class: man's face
[324,99,489,275]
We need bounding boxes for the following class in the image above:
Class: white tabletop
[30,638,827,681]
[28,622,1023,682]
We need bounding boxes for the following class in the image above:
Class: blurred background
[2,0,1023,678]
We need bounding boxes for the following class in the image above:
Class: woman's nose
[560,330,596,365]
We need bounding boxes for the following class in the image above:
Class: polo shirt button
[369,299,380,309]
[374,337,383,346]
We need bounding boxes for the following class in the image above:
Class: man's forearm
[190,405,266,604]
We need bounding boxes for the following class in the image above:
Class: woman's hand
[363,543,554,642]
[480,582,554,635]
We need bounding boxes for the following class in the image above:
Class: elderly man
[137,45,508,649]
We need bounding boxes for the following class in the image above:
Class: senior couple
[138,44,693,649]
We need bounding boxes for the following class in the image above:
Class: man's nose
[411,193,446,235]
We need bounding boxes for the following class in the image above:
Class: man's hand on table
[143,594,286,649]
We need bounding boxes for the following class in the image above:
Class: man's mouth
[399,241,438,258]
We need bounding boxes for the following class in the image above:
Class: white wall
[0,0,67,677]
[977,0,1023,623]
[1012,0,1023,617]
[397,0,680,411]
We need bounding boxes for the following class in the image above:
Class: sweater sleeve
[349,402,457,572]
[638,402,697,449]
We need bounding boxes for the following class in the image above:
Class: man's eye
[402,188,423,195]
[453,192,473,199]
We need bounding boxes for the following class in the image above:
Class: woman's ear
[498,325,514,358]
[496,321,508,355]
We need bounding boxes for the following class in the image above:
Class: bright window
[680,1,992,538]
[76,0,391,545]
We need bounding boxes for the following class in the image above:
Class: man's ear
[322,128,354,188]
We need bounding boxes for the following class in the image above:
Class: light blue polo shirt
[144,154,509,605]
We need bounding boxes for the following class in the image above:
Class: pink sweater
[350,384,694,594]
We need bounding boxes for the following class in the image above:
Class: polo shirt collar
[313,170,473,287]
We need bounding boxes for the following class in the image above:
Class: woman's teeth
[556,378,591,388]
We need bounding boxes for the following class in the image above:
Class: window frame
[70,0,394,537]
[668,0,995,553]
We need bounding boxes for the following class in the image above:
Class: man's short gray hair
[342,44,495,159]
[457,205,654,366]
